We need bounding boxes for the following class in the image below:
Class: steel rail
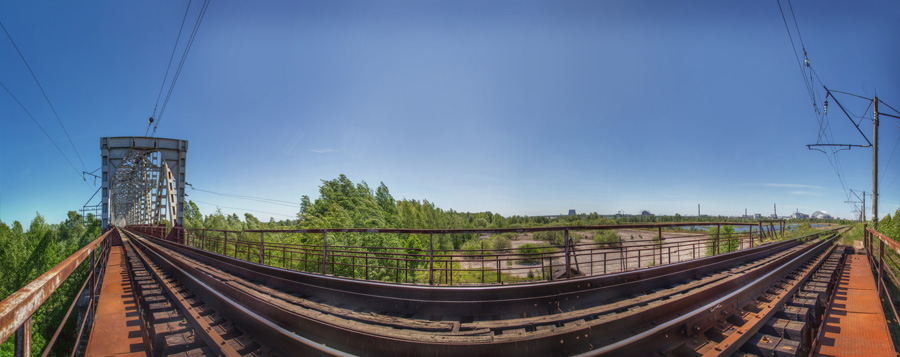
[134,227,841,313]
[124,228,841,356]
[123,234,243,357]
[125,230,352,357]
[578,230,841,356]
[139,232,808,316]
[706,229,848,356]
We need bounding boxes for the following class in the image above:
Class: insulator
[824,100,828,114]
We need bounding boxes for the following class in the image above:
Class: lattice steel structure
[101,137,187,230]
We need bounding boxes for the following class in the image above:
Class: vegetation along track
[122,226,846,356]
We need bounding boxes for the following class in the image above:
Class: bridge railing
[864,225,900,328]
[0,228,114,356]
[166,222,809,286]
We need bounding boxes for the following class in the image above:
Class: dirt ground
[455,229,755,279]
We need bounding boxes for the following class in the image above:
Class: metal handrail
[130,223,839,286]
[0,228,114,356]
[864,225,900,330]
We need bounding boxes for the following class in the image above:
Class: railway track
[121,226,848,356]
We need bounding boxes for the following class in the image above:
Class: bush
[533,230,580,246]
[706,225,738,256]
[459,239,489,257]
[593,230,621,247]
[490,235,512,252]
[517,243,555,264]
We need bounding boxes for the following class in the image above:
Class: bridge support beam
[101,137,188,230]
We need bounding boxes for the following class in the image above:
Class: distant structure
[791,209,809,219]
[528,209,578,219]
[811,211,833,219]
[641,210,653,216]
[100,137,188,231]
[753,213,762,219]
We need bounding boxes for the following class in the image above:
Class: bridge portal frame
[101,137,188,230]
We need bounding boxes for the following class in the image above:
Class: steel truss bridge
[0,137,895,356]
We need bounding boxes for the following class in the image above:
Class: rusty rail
[122,226,840,356]
[0,228,114,356]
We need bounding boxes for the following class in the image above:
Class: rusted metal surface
[703,239,841,356]
[126,230,350,356]
[124,236,241,357]
[178,225,839,288]
[40,271,89,357]
[0,229,112,345]
[814,254,896,356]
[14,318,31,357]
[84,246,148,356]
[122,227,841,356]
[580,231,839,356]
[175,224,826,286]
[143,231,810,315]
[868,224,900,253]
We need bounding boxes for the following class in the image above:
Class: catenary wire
[881,135,900,183]
[775,0,817,113]
[1,80,81,175]
[1,20,86,169]
[191,200,297,218]
[153,0,211,137]
[147,0,194,137]
[188,185,300,207]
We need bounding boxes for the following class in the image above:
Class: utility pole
[873,97,879,229]
[808,92,900,229]
[862,191,866,222]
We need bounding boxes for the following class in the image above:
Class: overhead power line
[187,184,300,207]
[152,0,211,137]
[775,0,856,202]
[775,0,816,110]
[0,80,81,175]
[147,0,194,137]
[1,20,87,170]
[191,200,297,218]
[786,0,806,49]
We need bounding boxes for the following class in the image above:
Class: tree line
[0,212,101,355]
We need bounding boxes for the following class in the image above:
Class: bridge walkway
[85,245,148,356]
[814,253,896,356]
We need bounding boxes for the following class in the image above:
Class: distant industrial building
[529,209,578,219]
[791,211,809,219]
[641,210,653,216]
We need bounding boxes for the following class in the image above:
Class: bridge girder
[101,137,187,230]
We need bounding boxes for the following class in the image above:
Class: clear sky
[1,1,899,225]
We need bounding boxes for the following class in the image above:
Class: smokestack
[774,203,777,217]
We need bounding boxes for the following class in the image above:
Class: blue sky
[1,1,899,225]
